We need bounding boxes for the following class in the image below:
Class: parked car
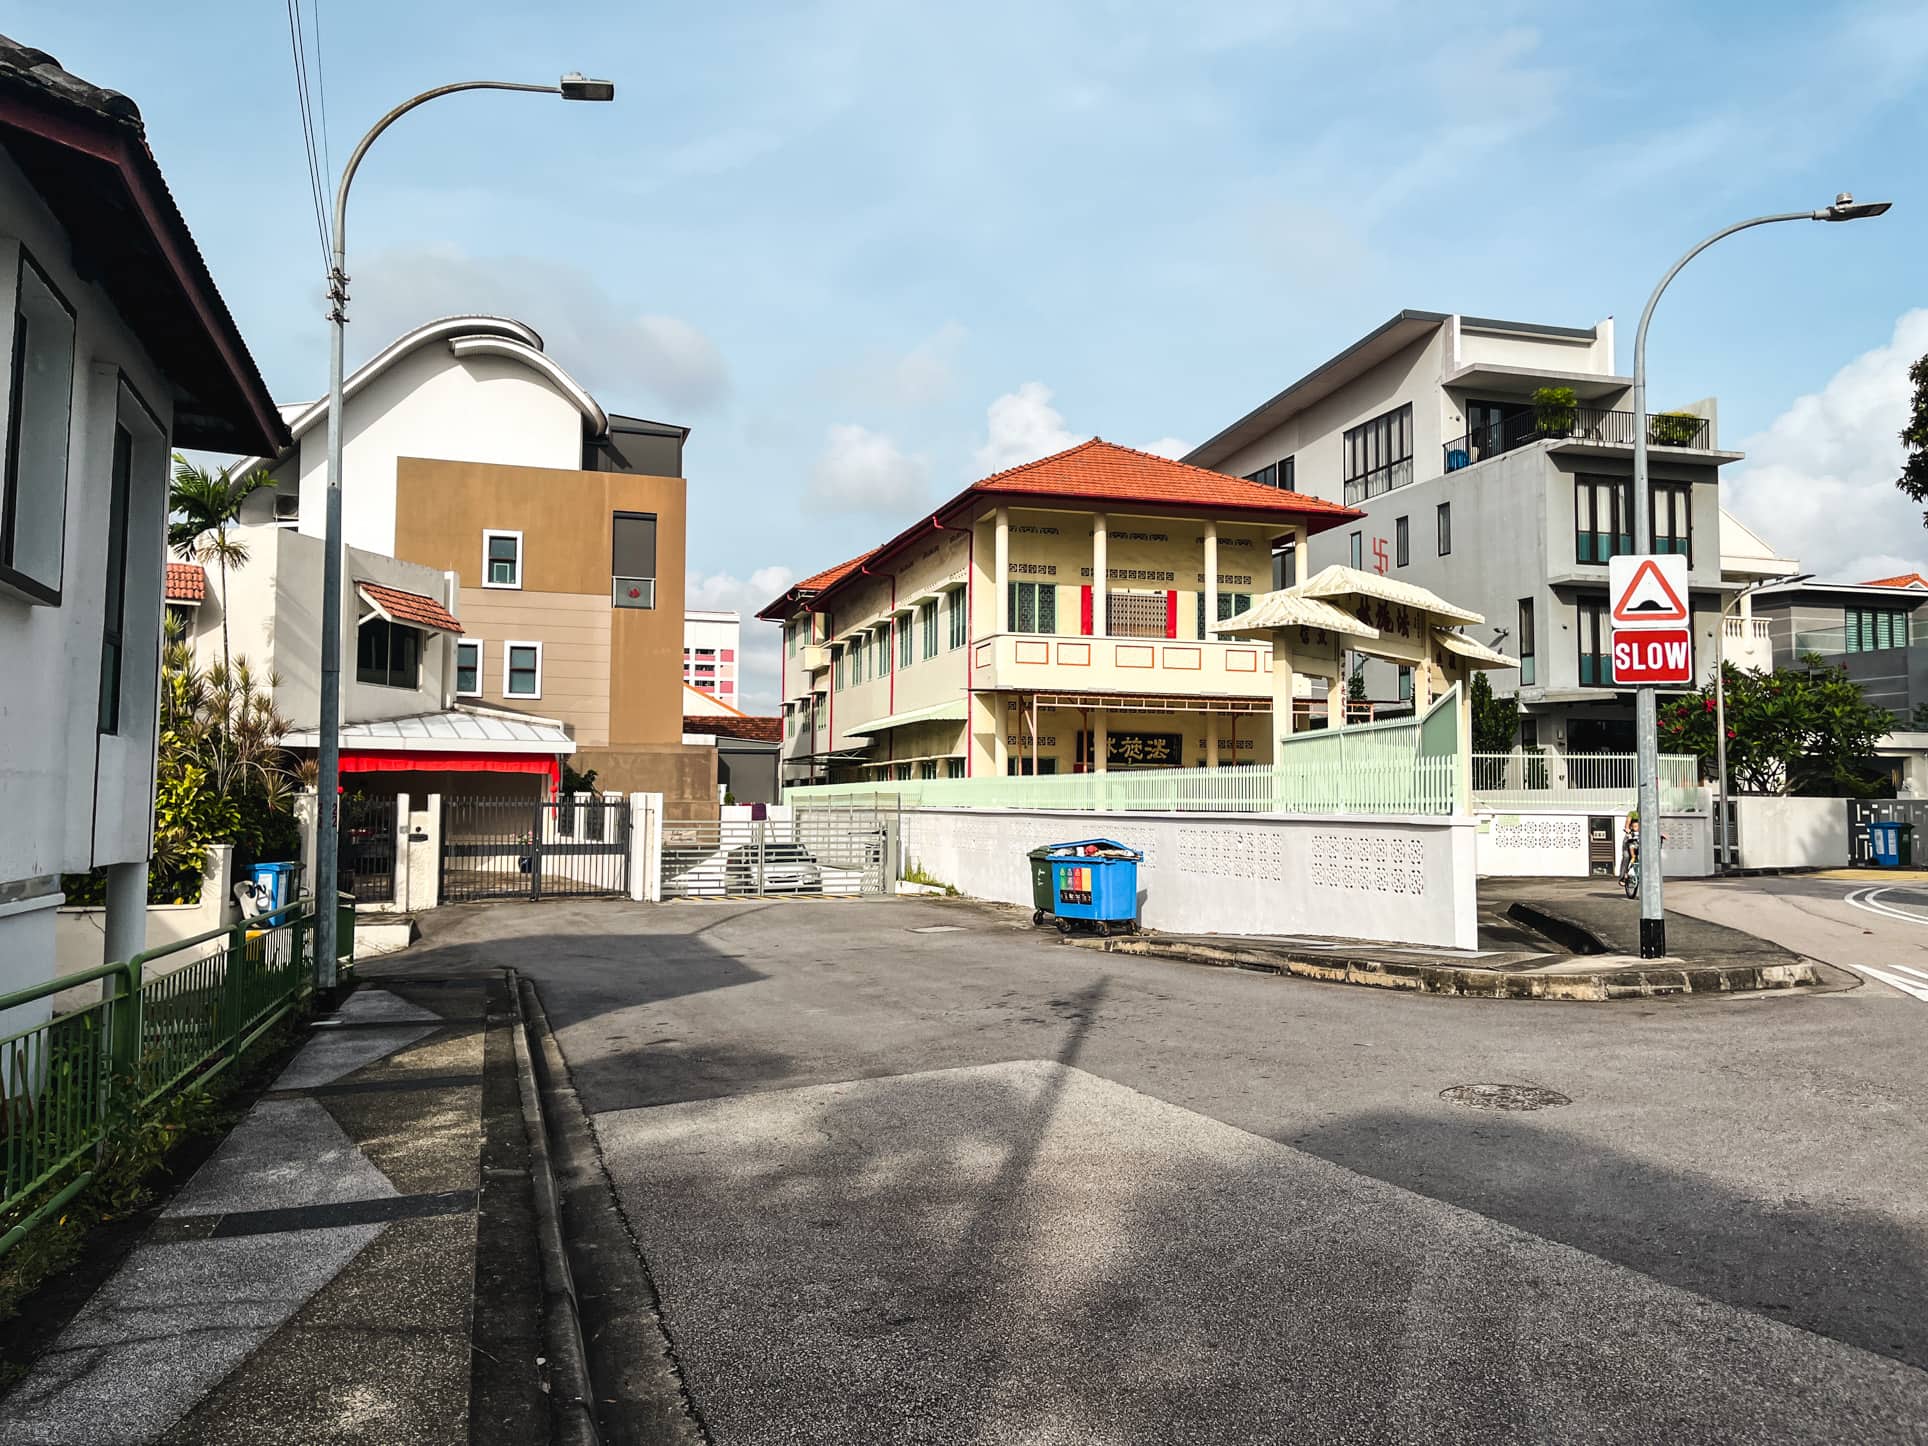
[723,841,823,893]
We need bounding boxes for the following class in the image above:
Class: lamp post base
[1640,917,1667,959]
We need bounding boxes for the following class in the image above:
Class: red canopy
[336,749,561,793]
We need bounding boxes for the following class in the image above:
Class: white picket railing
[1472,752,1701,813]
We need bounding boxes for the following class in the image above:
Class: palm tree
[169,454,275,680]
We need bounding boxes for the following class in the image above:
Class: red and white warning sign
[1608,553,1689,629]
[1611,627,1693,686]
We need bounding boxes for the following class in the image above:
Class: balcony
[969,631,1275,700]
[1443,407,1711,473]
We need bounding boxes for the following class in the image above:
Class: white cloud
[974,382,1088,474]
[1139,436,1192,460]
[685,566,796,715]
[1725,309,1928,583]
[351,245,728,413]
[807,424,931,512]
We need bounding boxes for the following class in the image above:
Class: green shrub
[1531,386,1578,437]
[1649,411,1703,446]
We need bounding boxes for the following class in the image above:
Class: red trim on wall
[337,750,561,793]
[1164,590,1178,640]
[965,527,974,778]
[1080,586,1093,635]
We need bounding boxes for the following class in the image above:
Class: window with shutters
[900,617,914,669]
[922,601,938,659]
[1009,581,1057,635]
[947,589,967,648]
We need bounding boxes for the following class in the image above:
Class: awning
[1435,630,1519,669]
[841,699,968,737]
[356,580,462,634]
[338,750,560,792]
[1213,592,1379,640]
[282,707,574,756]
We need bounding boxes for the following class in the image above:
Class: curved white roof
[1295,564,1484,625]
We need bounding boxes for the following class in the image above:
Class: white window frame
[483,529,523,590]
[455,638,483,698]
[503,639,543,698]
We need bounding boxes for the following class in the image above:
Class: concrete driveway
[384,896,1928,1444]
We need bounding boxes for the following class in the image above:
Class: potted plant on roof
[1649,410,1702,447]
[1531,386,1578,440]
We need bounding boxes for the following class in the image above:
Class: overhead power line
[284,0,331,275]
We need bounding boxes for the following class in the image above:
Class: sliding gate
[441,796,629,903]
[660,809,890,898]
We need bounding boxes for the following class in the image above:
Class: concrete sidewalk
[1070,877,1828,1000]
[0,978,551,1446]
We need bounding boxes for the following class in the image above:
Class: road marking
[1836,889,1928,1001]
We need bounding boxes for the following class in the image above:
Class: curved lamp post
[1630,193,1889,956]
[314,75,615,986]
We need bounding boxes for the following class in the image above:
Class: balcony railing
[1443,407,1711,473]
[1722,617,1773,642]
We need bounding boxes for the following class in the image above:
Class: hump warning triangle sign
[1609,554,1689,628]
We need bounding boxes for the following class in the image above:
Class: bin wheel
[1032,910,1046,927]
[1055,917,1073,935]
[1097,921,1112,938]
[1126,919,1140,934]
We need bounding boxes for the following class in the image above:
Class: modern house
[683,608,740,714]
[228,315,712,810]
[0,37,288,997]
[1184,310,1748,752]
[759,439,1360,783]
[1750,573,1928,721]
[178,525,574,798]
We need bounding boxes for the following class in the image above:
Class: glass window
[1245,461,1277,488]
[1575,476,1634,564]
[1342,404,1413,504]
[879,625,893,676]
[1008,581,1057,635]
[948,588,967,648]
[504,642,541,697]
[611,512,657,608]
[98,424,133,732]
[1397,666,1413,701]
[456,640,481,696]
[900,616,914,669]
[1395,515,1410,568]
[357,618,422,689]
[1280,456,1295,492]
[1578,599,1610,686]
[945,757,965,778]
[1437,502,1451,556]
[835,645,845,690]
[483,531,521,588]
[1,251,76,601]
[1651,483,1692,564]
[1349,532,1363,569]
[1518,599,1536,686]
[922,601,938,658]
[1197,590,1254,637]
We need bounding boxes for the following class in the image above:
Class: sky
[18,0,1927,712]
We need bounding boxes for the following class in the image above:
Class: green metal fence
[0,895,347,1257]
[791,689,1462,817]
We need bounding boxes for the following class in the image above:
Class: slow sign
[1610,627,1693,686]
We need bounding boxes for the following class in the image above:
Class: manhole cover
[1439,1082,1571,1111]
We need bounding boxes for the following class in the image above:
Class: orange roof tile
[1863,571,1928,590]
[358,580,461,633]
[684,714,782,744]
[164,562,205,602]
[757,548,879,618]
[966,438,1360,523]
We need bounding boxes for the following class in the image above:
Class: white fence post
[629,792,664,902]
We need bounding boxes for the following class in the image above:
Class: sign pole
[1630,303,1665,958]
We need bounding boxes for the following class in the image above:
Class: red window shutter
[1080,586,1093,635]
[1165,590,1178,639]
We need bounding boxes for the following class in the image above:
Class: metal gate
[341,794,397,904]
[660,810,890,898]
[441,796,630,903]
[1847,798,1928,865]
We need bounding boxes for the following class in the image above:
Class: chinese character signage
[1077,730,1181,767]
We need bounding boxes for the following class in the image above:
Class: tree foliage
[169,454,275,679]
[1901,352,1928,522]
[1660,656,1894,797]
[1469,672,1521,752]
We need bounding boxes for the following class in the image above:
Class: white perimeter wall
[899,807,1477,950]
[1734,796,1846,870]
[1476,808,1714,879]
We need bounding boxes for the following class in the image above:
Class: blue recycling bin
[249,859,300,912]
[1869,821,1910,869]
[1041,839,1141,936]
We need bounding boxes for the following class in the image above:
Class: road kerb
[1064,936,1821,1001]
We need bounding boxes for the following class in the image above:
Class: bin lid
[1043,838,1142,861]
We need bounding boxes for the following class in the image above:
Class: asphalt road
[394,894,1928,1444]
[1671,873,1928,1003]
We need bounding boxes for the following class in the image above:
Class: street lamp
[1712,572,1811,872]
[313,75,615,987]
[1630,193,1889,956]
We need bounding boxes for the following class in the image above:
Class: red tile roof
[1863,571,1928,590]
[756,548,879,618]
[966,438,1359,525]
[684,714,783,744]
[164,562,205,602]
[358,580,462,634]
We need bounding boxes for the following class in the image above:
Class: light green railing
[0,894,350,1257]
[791,690,1461,817]
[1471,752,1701,813]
